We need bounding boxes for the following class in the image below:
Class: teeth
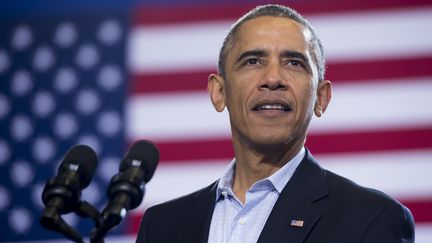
[255,103,289,111]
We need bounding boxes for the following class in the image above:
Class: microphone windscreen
[59,144,98,188]
[121,140,160,182]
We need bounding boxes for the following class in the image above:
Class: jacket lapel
[258,151,329,243]
[175,182,218,243]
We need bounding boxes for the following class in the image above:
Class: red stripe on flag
[131,71,208,94]
[126,213,143,235]
[403,198,432,223]
[306,126,432,155]
[153,126,432,162]
[125,197,432,234]
[326,56,432,83]
[131,56,432,94]
[133,0,432,25]
[156,139,234,162]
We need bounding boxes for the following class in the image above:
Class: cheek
[225,79,252,107]
[295,84,316,113]
[230,91,249,117]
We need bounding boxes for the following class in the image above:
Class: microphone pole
[90,140,159,243]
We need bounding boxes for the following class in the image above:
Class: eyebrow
[281,50,309,64]
[236,49,267,63]
[236,49,310,64]
[282,50,312,72]
[235,49,312,72]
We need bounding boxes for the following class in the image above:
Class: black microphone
[40,144,98,243]
[90,140,159,243]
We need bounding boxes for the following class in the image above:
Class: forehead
[231,16,311,54]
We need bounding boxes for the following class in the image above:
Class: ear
[314,80,332,117]
[207,73,226,112]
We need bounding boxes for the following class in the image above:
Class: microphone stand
[90,193,132,243]
[40,199,100,243]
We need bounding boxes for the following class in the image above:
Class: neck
[231,137,305,203]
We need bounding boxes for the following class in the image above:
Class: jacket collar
[174,149,328,243]
[173,181,217,243]
[257,150,329,243]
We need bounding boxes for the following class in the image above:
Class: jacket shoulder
[136,181,217,243]
[320,170,415,241]
[146,181,216,216]
[325,169,403,208]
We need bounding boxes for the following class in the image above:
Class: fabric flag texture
[0,0,432,242]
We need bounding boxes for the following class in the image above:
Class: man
[136,4,414,243]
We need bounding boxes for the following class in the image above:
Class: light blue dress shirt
[207,147,305,243]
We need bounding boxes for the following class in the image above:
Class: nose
[258,62,287,91]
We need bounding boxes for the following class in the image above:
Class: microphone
[90,140,159,243]
[40,144,98,243]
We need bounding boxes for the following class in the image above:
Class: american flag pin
[290,219,304,227]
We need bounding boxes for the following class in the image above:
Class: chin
[252,129,306,150]
[252,135,292,149]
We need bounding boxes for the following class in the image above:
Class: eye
[287,60,302,67]
[285,59,307,70]
[242,58,261,66]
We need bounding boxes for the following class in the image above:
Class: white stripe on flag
[311,77,432,134]
[127,91,230,141]
[319,149,432,200]
[310,7,432,61]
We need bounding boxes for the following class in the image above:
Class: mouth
[252,102,292,112]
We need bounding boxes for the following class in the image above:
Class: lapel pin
[290,219,304,227]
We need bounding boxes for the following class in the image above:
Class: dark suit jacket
[136,150,415,243]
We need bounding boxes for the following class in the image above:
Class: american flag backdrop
[0,5,131,242]
[0,0,432,242]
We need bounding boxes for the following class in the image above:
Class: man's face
[209,16,331,151]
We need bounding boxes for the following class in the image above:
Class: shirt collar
[215,158,236,200]
[268,147,305,193]
[215,147,305,201]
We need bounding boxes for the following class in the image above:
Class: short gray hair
[218,4,326,81]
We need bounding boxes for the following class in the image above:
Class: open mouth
[252,103,292,112]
